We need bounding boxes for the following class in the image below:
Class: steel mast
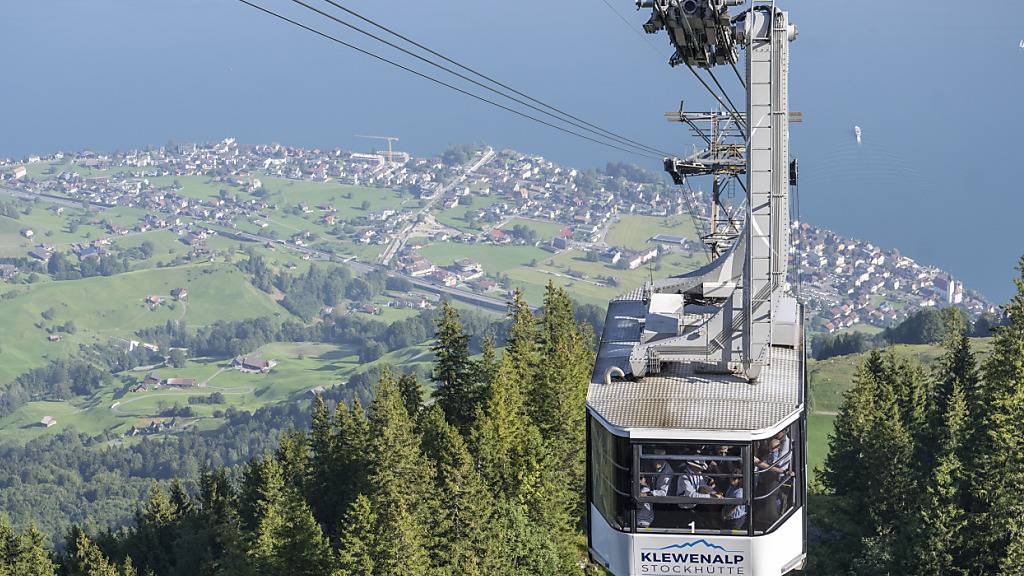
[628,0,797,381]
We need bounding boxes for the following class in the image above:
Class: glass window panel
[635,442,748,534]
[752,421,801,533]
[590,418,632,531]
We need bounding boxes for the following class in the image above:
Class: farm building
[232,355,277,373]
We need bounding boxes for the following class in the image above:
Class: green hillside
[805,337,993,475]
[0,263,287,385]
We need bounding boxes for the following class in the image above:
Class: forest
[0,283,598,575]
[2,259,1024,575]
[808,258,1024,575]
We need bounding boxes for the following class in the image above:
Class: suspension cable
[235,0,661,159]
[306,0,674,158]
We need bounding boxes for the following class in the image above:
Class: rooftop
[588,294,804,434]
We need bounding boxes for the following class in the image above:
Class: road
[378,147,495,265]
[0,186,111,209]
[227,229,512,312]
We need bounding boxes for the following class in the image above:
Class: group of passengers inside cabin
[635,430,795,533]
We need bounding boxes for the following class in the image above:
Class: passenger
[721,473,747,531]
[637,476,655,529]
[645,448,674,497]
[705,445,733,480]
[753,430,795,526]
[637,449,673,529]
[676,459,721,521]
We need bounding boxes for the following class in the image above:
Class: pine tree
[474,335,500,402]
[920,311,977,479]
[430,302,479,433]
[504,289,538,386]
[0,515,57,576]
[965,257,1024,573]
[333,399,369,525]
[419,406,495,576]
[307,395,337,533]
[397,372,424,422]
[246,455,334,576]
[130,484,182,576]
[336,496,375,576]
[195,468,248,576]
[532,282,594,516]
[860,355,915,554]
[65,528,122,576]
[472,356,582,575]
[822,353,881,501]
[364,372,434,576]
[906,382,968,576]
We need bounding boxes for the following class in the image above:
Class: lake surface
[3,0,1021,301]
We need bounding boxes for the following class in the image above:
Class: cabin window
[752,419,801,533]
[589,419,803,536]
[634,442,749,534]
[589,417,632,531]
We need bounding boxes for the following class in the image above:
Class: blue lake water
[3,0,1021,301]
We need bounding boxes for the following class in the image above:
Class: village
[0,139,994,332]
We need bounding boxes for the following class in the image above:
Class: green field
[419,243,549,273]
[605,214,701,250]
[434,196,501,231]
[498,217,565,241]
[0,263,287,384]
[0,339,436,445]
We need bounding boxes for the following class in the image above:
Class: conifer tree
[964,257,1024,573]
[0,515,57,576]
[504,289,539,386]
[246,455,334,576]
[194,468,248,576]
[532,283,594,515]
[419,406,495,576]
[430,302,478,433]
[307,395,337,533]
[920,312,977,479]
[472,356,581,575]
[273,430,310,493]
[364,372,434,576]
[822,353,881,502]
[906,382,968,576]
[336,496,375,576]
[130,484,181,576]
[332,399,369,525]
[397,372,424,422]
[474,335,500,402]
[65,529,122,576]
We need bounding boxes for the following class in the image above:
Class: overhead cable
[235,0,660,158]
[312,0,673,158]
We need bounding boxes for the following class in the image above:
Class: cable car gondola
[586,2,804,574]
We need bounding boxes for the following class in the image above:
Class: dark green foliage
[4,289,598,576]
[430,302,481,433]
[882,307,962,345]
[815,256,1024,575]
[0,514,57,576]
[811,331,872,360]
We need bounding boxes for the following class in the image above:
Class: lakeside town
[0,138,994,333]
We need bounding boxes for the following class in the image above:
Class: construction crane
[354,134,399,163]
[586,2,806,575]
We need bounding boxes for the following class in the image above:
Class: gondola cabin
[587,293,806,575]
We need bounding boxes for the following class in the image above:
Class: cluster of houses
[0,140,994,330]
[793,223,993,332]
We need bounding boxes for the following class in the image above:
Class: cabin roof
[587,296,804,433]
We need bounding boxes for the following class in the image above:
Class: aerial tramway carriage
[586,1,805,574]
